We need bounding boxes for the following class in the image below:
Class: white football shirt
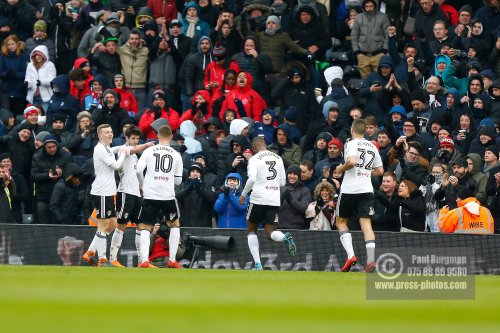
[136,143,183,200]
[340,138,383,194]
[91,143,124,196]
[242,150,286,206]
[117,145,140,197]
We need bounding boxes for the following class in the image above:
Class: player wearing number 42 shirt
[239,137,297,271]
[334,119,384,273]
[136,125,184,269]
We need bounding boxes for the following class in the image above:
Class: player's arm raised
[130,141,155,155]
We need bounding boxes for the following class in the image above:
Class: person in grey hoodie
[351,0,390,79]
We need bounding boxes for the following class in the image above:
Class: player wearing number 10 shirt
[136,125,184,269]
[334,119,384,273]
[239,137,297,270]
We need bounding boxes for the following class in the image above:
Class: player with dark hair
[136,125,183,268]
[239,137,296,270]
[108,126,154,267]
[334,119,384,272]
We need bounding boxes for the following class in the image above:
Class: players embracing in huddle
[82,124,183,269]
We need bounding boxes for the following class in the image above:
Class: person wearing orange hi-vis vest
[438,185,494,235]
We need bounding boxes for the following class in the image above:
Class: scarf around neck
[185,16,199,38]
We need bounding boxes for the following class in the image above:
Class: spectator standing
[350,0,390,79]
[24,45,56,112]
[175,162,217,227]
[397,179,427,232]
[278,164,312,230]
[117,29,149,109]
[0,34,28,115]
[214,172,248,228]
[31,134,72,224]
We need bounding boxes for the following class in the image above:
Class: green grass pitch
[1,265,499,333]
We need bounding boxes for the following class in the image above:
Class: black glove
[6,70,16,79]
[234,98,246,117]
[36,80,41,87]
[152,104,161,119]
[179,145,187,154]
[191,178,201,189]
[283,190,292,203]
[223,186,230,196]
[191,102,198,116]
[198,102,208,115]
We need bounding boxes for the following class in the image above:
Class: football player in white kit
[136,125,184,268]
[334,119,384,272]
[239,137,297,270]
[83,124,129,267]
[108,125,154,267]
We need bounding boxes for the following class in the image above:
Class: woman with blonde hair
[0,35,28,115]
[24,45,56,112]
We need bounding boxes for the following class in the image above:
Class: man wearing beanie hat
[255,14,308,72]
[138,88,180,140]
[394,117,431,161]
[176,161,217,228]
[49,162,83,224]
[452,5,473,38]
[31,131,72,224]
[431,135,460,167]
[434,156,479,209]
[483,145,500,177]
[49,113,71,146]
[314,137,344,177]
[277,163,312,229]
[92,89,129,137]
[351,0,390,79]
[303,131,333,165]
[46,74,80,133]
[25,20,56,62]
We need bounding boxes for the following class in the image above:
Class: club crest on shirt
[169,213,176,221]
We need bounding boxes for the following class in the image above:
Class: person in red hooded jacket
[210,69,237,115]
[180,89,212,136]
[219,71,266,122]
[112,73,138,117]
[138,88,180,140]
[203,43,240,94]
[69,58,93,104]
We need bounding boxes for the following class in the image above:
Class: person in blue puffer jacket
[214,172,248,228]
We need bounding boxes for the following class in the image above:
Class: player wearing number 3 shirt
[239,137,297,270]
[136,125,184,269]
[334,119,384,273]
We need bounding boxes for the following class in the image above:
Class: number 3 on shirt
[266,161,277,180]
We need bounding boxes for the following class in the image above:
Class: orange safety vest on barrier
[437,197,494,234]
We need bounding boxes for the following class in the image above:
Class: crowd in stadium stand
[0,0,499,233]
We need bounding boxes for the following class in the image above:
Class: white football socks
[270,230,285,242]
[109,228,124,262]
[95,231,107,260]
[169,228,180,262]
[366,241,375,263]
[340,231,355,259]
[135,230,141,262]
[247,233,261,264]
[140,229,150,263]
